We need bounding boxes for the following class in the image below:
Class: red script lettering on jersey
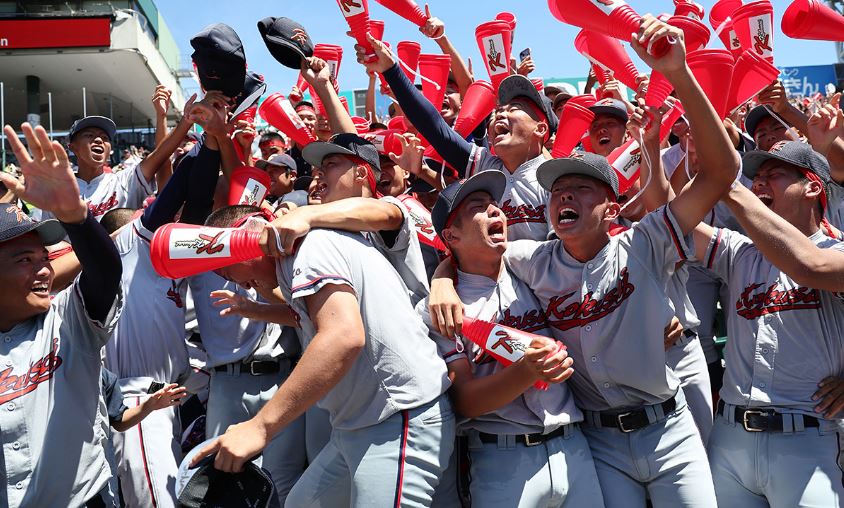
[498,308,547,333]
[88,192,119,217]
[499,200,546,225]
[545,268,636,331]
[736,283,820,319]
[0,338,63,405]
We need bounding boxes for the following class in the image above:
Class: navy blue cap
[744,104,779,139]
[0,204,65,245]
[177,454,274,508]
[537,151,619,197]
[256,153,297,173]
[190,23,247,98]
[257,17,314,70]
[431,170,507,238]
[68,116,116,142]
[498,75,558,136]
[302,133,381,181]
[231,71,268,119]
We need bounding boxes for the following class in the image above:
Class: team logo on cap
[6,206,27,223]
[569,152,585,160]
[770,140,789,153]
[291,29,309,46]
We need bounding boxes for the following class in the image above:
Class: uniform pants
[113,378,181,508]
[205,359,307,507]
[581,392,717,507]
[285,394,455,508]
[464,425,605,507]
[667,333,713,443]
[708,409,844,507]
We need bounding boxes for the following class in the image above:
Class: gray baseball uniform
[702,227,844,507]
[465,149,551,242]
[504,205,716,507]
[826,181,844,232]
[0,277,123,507]
[276,228,454,507]
[417,267,604,507]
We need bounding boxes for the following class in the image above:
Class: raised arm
[806,95,844,183]
[631,16,739,235]
[151,85,174,190]
[303,56,356,135]
[138,93,196,184]
[627,102,674,211]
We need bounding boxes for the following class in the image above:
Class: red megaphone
[674,0,705,20]
[496,11,517,43]
[397,194,448,252]
[726,49,780,115]
[424,80,496,162]
[709,0,744,57]
[336,0,376,61]
[549,0,673,57]
[658,101,686,141]
[374,0,429,27]
[418,53,451,109]
[370,19,385,41]
[295,74,309,96]
[258,93,316,147]
[388,116,407,131]
[475,20,513,92]
[686,49,735,119]
[150,223,265,280]
[667,15,711,51]
[645,72,674,108]
[351,116,370,134]
[229,166,271,206]
[782,0,844,42]
[592,64,611,89]
[731,0,775,63]
[575,29,642,91]
[396,41,422,82]
[568,94,598,109]
[551,102,595,158]
[363,129,404,156]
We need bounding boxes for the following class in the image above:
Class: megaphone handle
[648,36,677,58]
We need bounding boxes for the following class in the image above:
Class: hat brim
[301,142,358,169]
[231,81,267,119]
[589,106,628,123]
[263,35,308,69]
[433,170,507,237]
[2,219,66,246]
[744,106,774,139]
[498,76,554,133]
[537,158,617,196]
[70,116,116,141]
[741,150,812,180]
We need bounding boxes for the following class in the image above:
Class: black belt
[597,397,677,433]
[683,329,697,339]
[477,424,572,447]
[214,359,280,375]
[717,400,820,432]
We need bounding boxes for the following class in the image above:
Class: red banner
[0,17,111,49]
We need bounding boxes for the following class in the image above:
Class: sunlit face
[69,127,112,169]
[548,174,618,241]
[754,116,789,152]
[0,233,54,330]
[751,159,818,220]
[259,141,285,160]
[490,98,547,154]
[266,164,296,197]
[442,191,507,260]
[310,154,366,204]
[588,115,626,156]
[440,83,462,126]
[296,108,317,136]
[377,157,408,197]
[214,257,278,291]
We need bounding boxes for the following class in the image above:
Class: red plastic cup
[234,105,257,125]
[551,103,595,158]
[258,93,316,147]
[686,49,735,119]
[568,94,598,109]
[228,166,271,206]
[150,223,264,280]
[726,49,780,115]
[418,53,451,110]
[396,41,422,82]
[645,71,674,108]
[575,29,641,91]
[782,0,844,42]
[369,19,385,41]
[388,116,407,131]
[667,15,711,51]
[495,11,517,42]
[373,0,428,27]
[475,20,513,92]
[549,0,671,57]
[673,0,705,20]
[363,129,404,156]
[731,0,774,62]
[336,0,375,61]
[351,116,370,135]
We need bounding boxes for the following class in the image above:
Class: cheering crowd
[1,1,844,507]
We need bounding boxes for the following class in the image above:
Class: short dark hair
[259,131,284,144]
[100,208,137,234]
[204,205,261,228]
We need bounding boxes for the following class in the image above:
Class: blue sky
[158,0,840,96]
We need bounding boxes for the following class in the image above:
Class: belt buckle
[523,434,542,447]
[742,410,766,432]
[616,411,636,433]
[248,362,262,376]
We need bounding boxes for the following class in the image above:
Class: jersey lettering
[500,200,546,225]
[166,281,184,308]
[0,338,63,405]
[735,282,821,319]
[498,308,547,333]
[545,268,636,331]
[88,191,119,217]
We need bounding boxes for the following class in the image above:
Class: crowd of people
[1,3,844,508]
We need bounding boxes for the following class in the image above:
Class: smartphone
[519,48,531,63]
[147,381,165,394]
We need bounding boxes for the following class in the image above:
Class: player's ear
[604,200,621,222]
[353,163,368,184]
[804,179,823,201]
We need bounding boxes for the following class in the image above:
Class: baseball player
[358,35,558,242]
[429,18,736,505]
[690,141,844,506]
[0,123,123,507]
[419,171,605,507]
[190,136,455,508]
[588,98,629,157]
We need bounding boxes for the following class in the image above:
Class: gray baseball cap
[589,98,629,123]
[68,116,116,141]
[537,151,619,198]
[742,141,831,210]
[255,153,297,173]
[302,133,381,181]
[744,104,779,139]
[431,170,507,239]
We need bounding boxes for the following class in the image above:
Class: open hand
[152,85,172,118]
[189,418,269,473]
[630,15,687,78]
[145,383,188,411]
[419,5,445,39]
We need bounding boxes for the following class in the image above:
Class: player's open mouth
[558,207,579,225]
[755,192,774,207]
[31,282,50,297]
[488,220,505,243]
[441,99,451,114]
[493,121,510,143]
[310,183,327,201]
[598,136,611,146]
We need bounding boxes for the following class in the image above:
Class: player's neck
[498,144,541,173]
[561,232,611,263]
[456,251,503,281]
[75,162,103,183]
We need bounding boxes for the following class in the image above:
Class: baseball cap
[231,71,268,119]
[0,204,65,246]
[744,104,778,139]
[257,17,314,70]
[431,170,507,238]
[190,23,247,98]
[68,116,116,142]
[742,141,831,207]
[589,98,629,123]
[302,133,382,181]
[498,75,558,136]
[537,151,620,198]
[256,153,297,173]
[177,441,274,508]
[552,92,573,112]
